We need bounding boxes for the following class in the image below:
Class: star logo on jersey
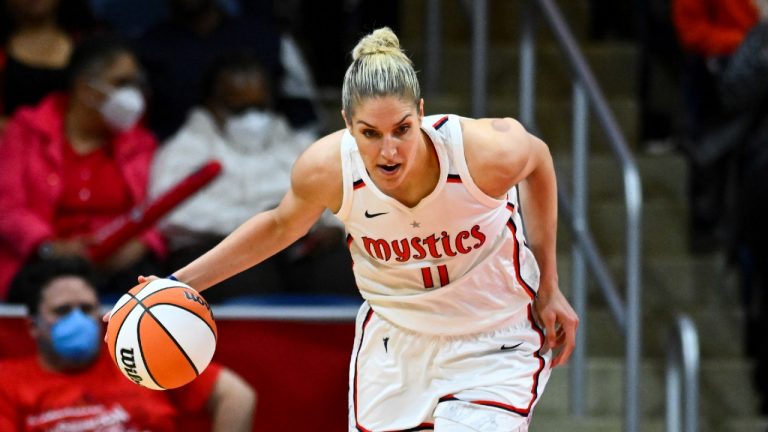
[410,221,420,228]
[365,210,388,218]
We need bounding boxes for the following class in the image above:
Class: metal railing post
[424,0,442,98]
[570,82,589,417]
[519,0,536,128]
[471,0,488,117]
[666,315,700,432]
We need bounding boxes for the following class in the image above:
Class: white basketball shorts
[348,302,552,431]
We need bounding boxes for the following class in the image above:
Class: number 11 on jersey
[421,265,449,289]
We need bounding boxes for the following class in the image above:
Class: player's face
[345,96,424,194]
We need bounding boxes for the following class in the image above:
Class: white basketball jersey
[335,114,541,335]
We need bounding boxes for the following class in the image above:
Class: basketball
[105,278,217,390]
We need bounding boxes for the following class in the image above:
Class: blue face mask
[50,308,101,363]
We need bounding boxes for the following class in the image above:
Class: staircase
[313,0,767,429]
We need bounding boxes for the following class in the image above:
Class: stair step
[581,308,746,358]
[530,416,665,432]
[537,358,761,418]
[554,152,688,203]
[555,253,737,310]
[553,199,688,257]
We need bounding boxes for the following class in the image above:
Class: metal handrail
[666,315,700,432]
[520,0,642,432]
[424,1,644,431]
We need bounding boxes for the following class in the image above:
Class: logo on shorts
[500,342,523,351]
[365,210,388,218]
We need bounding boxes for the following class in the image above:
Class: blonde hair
[342,27,421,117]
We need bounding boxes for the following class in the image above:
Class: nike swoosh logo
[500,342,523,351]
[365,210,388,218]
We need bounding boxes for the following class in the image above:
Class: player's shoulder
[460,117,530,164]
[460,117,527,142]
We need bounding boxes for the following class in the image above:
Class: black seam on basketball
[126,287,209,380]
[136,308,165,389]
[143,304,204,377]
[144,302,217,342]
[115,293,164,389]
[126,290,170,388]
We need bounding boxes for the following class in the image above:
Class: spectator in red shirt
[0,34,165,301]
[671,0,760,253]
[0,257,255,431]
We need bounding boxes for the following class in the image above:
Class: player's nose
[380,137,397,158]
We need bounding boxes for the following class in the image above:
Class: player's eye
[395,125,410,136]
[362,129,379,138]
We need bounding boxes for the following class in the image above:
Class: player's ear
[418,98,424,118]
[341,110,351,129]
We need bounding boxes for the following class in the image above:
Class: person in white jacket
[150,52,355,303]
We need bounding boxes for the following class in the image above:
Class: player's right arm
[170,130,346,292]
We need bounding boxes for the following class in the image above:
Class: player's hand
[102,274,160,342]
[534,284,579,368]
[101,275,159,323]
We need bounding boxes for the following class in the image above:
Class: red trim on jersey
[347,234,353,248]
[354,179,366,190]
[447,174,462,183]
[397,423,435,431]
[525,303,547,413]
[506,202,516,213]
[437,265,449,286]
[432,115,449,130]
[506,219,537,300]
[354,308,375,432]
[421,267,434,289]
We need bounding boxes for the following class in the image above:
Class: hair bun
[352,27,402,60]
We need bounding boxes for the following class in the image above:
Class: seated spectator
[0,0,97,131]
[0,257,256,431]
[150,52,356,303]
[134,0,319,141]
[0,35,165,301]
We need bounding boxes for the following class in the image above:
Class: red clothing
[0,350,221,432]
[673,0,759,56]
[0,93,166,298]
[55,141,134,238]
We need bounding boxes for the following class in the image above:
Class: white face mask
[224,110,273,152]
[99,86,146,132]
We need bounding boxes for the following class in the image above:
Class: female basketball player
[138,27,577,431]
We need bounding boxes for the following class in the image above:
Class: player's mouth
[377,163,402,176]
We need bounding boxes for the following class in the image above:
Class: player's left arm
[463,117,578,368]
[207,367,257,432]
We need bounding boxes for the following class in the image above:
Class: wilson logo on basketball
[119,348,143,385]
[184,291,211,312]
[361,225,486,262]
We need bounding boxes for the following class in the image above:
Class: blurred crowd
[0,0,396,306]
